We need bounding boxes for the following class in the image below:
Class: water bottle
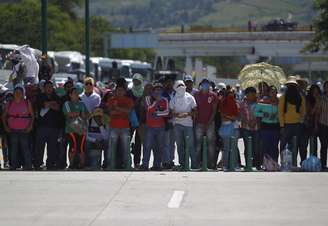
[281,146,292,172]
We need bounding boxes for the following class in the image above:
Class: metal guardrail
[162,25,313,34]
[159,31,315,42]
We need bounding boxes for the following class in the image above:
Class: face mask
[201,83,210,91]
[176,86,186,97]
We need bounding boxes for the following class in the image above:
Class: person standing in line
[298,84,321,162]
[106,79,134,170]
[80,77,101,167]
[35,81,62,170]
[57,80,74,169]
[86,107,109,170]
[194,79,218,169]
[218,89,239,171]
[240,87,261,170]
[255,86,280,163]
[62,87,89,169]
[316,81,328,171]
[279,76,306,165]
[127,73,144,169]
[2,84,34,170]
[161,76,176,169]
[141,83,169,171]
[170,80,198,169]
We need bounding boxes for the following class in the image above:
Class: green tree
[109,48,155,63]
[49,0,83,19]
[306,0,328,52]
[0,0,82,51]
[89,16,113,56]
[0,0,155,60]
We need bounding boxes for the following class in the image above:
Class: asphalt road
[0,172,327,226]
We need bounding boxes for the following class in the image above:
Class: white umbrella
[238,62,287,89]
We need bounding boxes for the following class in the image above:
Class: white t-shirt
[80,91,101,113]
[170,92,197,127]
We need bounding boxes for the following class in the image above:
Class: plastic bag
[281,147,292,172]
[301,155,321,172]
[263,154,280,171]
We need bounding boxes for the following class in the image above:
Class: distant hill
[86,0,316,29]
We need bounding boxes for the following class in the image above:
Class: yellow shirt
[278,95,306,127]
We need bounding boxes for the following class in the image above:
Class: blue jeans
[221,129,239,169]
[162,125,175,164]
[9,131,32,169]
[195,123,217,169]
[106,128,130,169]
[142,127,165,168]
[241,129,261,167]
[174,124,198,168]
[35,127,59,168]
[86,142,104,170]
[260,128,280,162]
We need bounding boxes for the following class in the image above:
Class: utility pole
[41,0,48,55]
[85,0,90,76]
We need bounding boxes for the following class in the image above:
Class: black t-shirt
[37,93,62,129]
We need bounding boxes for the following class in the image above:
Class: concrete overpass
[154,31,328,74]
[109,31,328,74]
[157,31,317,57]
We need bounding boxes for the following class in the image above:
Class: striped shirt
[319,95,328,126]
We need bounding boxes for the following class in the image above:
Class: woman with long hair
[298,84,322,162]
[316,81,328,171]
[278,76,306,166]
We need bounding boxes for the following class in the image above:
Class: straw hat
[285,76,298,85]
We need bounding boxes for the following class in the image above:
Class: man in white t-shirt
[170,80,198,169]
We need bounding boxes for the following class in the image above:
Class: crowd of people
[0,73,327,172]
[1,51,328,172]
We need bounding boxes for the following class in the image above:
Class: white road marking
[168,190,185,209]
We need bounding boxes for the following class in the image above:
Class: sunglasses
[85,83,93,86]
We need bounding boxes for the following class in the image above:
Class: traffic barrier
[184,136,190,171]
[292,136,297,167]
[310,136,315,156]
[202,136,208,171]
[125,136,132,170]
[229,136,237,171]
[245,136,253,172]
[109,140,116,170]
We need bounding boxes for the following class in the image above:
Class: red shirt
[194,91,218,124]
[145,96,169,128]
[219,95,239,118]
[108,96,133,128]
